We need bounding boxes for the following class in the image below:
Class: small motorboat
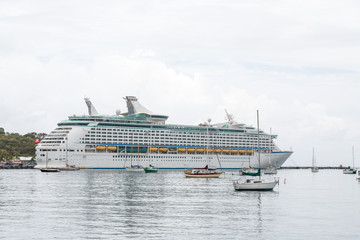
[356,169,360,180]
[144,164,158,173]
[240,168,260,176]
[264,165,277,175]
[343,168,356,174]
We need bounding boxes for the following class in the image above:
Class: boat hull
[311,167,319,172]
[185,173,222,178]
[126,167,144,172]
[40,168,60,172]
[233,180,278,191]
[35,151,292,170]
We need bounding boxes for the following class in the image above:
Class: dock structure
[280,166,350,170]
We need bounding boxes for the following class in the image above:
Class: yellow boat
[149,147,158,152]
[196,148,204,153]
[96,146,106,150]
[239,149,246,154]
[169,148,177,151]
[187,148,195,153]
[222,149,230,154]
[230,149,238,154]
[159,148,168,152]
[178,148,186,152]
[207,149,214,153]
[214,149,221,153]
[107,146,117,151]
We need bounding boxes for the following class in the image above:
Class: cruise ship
[35,96,292,169]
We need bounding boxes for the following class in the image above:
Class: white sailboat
[311,147,319,172]
[233,110,279,191]
[343,146,356,174]
[126,135,144,172]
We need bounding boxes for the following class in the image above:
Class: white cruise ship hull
[34,151,292,169]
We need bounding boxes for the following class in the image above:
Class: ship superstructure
[35,96,292,169]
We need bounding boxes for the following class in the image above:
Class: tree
[0,149,11,161]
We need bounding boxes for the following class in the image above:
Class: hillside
[0,127,47,160]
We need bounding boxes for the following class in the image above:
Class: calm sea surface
[0,169,359,239]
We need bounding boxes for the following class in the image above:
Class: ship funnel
[124,96,153,115]
[84,98,99,116]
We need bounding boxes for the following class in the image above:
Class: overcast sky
[1,0,360,167]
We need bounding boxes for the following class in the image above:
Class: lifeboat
[149,147,158,152]
[222,149,230,154]
[196,148,204,153]
[246,149,254,154]
[107,146,117,151]
[178,148,186,152]
[187,148,195,153]
[230,149,238,154]
[169,148,177,151]
[239,149,246,154]
[214,149,221,153]
[207,149,214,153]
[96,146,106,151]
[159,148,168,152]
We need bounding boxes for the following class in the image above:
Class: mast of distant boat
[131,134,133,166]
[269,128,272,168]
[46,151,48,169]
[257,110,261,180]
[206,118,211,168]
[312,147,315,168]
[352,146,355,169]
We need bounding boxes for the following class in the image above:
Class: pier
[280,166,350,170]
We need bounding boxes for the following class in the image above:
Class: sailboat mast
[269,128,272,166]
[352,146,354,169]
[257,110,261,179]
[131,134,133,166]
[207,118,211,167]
[46,151,48,169]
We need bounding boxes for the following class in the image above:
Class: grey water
[0,169,359,240]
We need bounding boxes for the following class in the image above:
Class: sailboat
[311,147,319,172]
[264,128,277,175]
[240,149,258,175]
[233,110,279,191]
[343,146,356,174]
[59,163,80,171]
[126,135,144,172]
[185,119,223,178]
[40,152,60,172]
